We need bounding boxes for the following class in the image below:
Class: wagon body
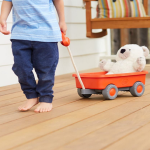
[73,71,148,90]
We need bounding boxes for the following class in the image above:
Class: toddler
[0,0,67,113]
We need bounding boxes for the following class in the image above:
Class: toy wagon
[61,32,148,100]
[73,71,148,100]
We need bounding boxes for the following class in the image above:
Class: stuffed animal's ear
[141,46,149,57]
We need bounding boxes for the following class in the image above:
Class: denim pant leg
[32,42,59,103]
[11,40,38,99]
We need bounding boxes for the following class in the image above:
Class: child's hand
[0,19,10,35]
[59,21,67,35]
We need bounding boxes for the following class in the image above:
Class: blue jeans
[11,40,59,103]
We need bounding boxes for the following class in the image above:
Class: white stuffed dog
[99,44,149,74]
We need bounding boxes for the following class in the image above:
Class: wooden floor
[1,68,150,150]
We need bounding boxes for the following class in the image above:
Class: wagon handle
[61,32,85,89]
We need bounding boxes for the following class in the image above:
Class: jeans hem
[25,93,38,99]
[39,96,53,103]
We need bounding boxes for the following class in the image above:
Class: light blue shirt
[4,0,62,42]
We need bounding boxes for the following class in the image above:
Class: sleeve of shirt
[3,0,12,2]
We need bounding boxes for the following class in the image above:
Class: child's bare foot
[18,98,39,111]
[34,102,53,113]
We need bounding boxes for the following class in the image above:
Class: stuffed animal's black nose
[120,49,126,54]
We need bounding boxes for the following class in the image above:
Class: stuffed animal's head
[116,44,149,62]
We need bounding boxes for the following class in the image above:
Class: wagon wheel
[102,84,118,100]
[130,82,145,97]
[77,89,92,98]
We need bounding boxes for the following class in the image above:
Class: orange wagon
[61,32,148,100]
[73,71,148,100]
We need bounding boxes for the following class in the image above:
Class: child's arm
[53,0,67,35]
[0,1,12,35]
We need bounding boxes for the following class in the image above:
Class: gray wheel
[102,84,118,100]
[130,82,145,97]
[77,89,92,98]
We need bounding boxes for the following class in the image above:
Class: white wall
[0,0,111,87]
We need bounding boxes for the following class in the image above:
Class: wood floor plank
[0,96,26,108]
[0,87,21,96]
[0,92,24,101]
[0,98,100,138]
[103,121,150,150]
[10,95,150,150]
[54,80,75,88]
[0,84,20,92]
[57,94,150,150]
[0,94,140,150]
[54,84,75,93]
[0,93,97,124]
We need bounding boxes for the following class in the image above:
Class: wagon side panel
[75,74,146,90]
[114,74,146,88]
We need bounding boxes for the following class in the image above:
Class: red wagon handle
[61,32,70,46]
[61,32,85,89]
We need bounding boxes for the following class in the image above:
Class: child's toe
[34,110,39,113]
[19,107,24,111]
[40,108,43,113]
[21,107,29,111]
[48,108,52,112]
[43,108,46,112]
[34,107,40,112]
